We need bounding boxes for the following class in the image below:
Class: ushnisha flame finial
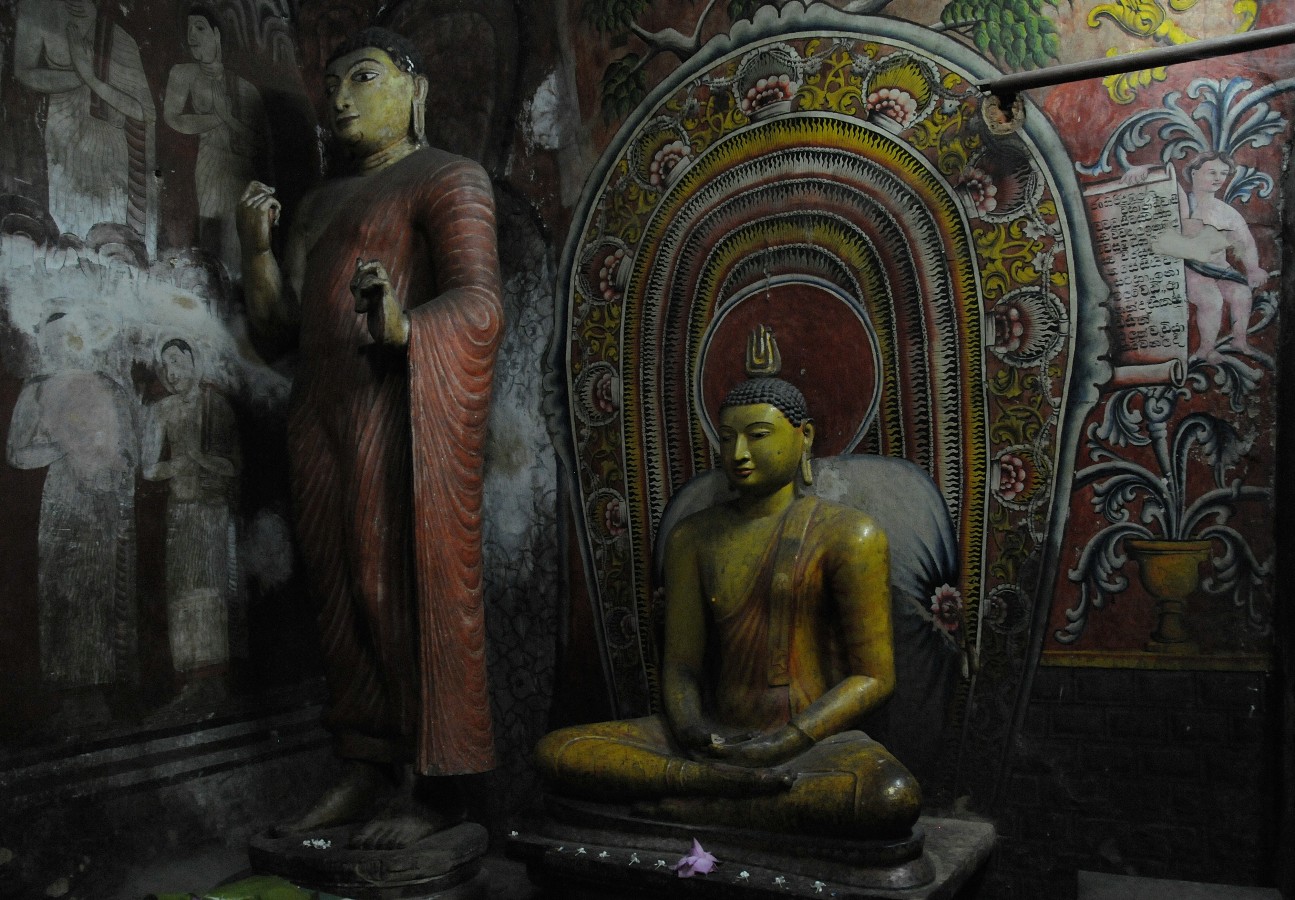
[745,324,782,378]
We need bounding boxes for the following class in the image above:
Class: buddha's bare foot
[659,758,796,797]
[348,783,463,851]
[632,772,794,820]
[709,762,796,795]
[272,760,393,836]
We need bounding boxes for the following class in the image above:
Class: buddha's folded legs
[643,731,922,838]
[539,723,921,839]
[536,716,794,801]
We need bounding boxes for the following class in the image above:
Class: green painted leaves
[602,54,648,121]
[941,0,1060,70]
[583,0,651,32]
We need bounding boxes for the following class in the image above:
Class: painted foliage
[558,0,1290,804]
[559,5,1109,799]
[1041,37,1291,667]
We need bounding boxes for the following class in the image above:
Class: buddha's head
[716,326,814,495]
[186,7,222,66]
[324,27,429,159]
[159,338,198,396]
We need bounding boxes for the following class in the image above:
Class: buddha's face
[718,403,812,495]
[160,344,197,395]
[39,313,84,369]
[324,47,422,157]
[187,15,221,65]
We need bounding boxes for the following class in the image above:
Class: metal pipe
[978,21,1295,99]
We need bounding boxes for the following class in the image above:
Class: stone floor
[117,845,542,900]
[1076,871,1282,900]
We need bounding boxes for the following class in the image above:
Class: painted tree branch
[627,0,724,62]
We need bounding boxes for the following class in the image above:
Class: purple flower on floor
[673,838,718,877]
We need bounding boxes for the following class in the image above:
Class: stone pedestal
[1077,871,1281,899]
[509,815,995,899]
[248,821,488,900]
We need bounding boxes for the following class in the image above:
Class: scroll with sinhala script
[1083,167,1188,387]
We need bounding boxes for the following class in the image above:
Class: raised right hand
[237,181,280,254]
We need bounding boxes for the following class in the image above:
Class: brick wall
[981,667,1275,898]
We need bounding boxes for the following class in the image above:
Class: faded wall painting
[12,0,157,255]
[0,234,296,717]
[162,9,267,278]
[7,301,140,687]
[1042,70,1289,668]
[142,337,242,673]
[0,0,313,738]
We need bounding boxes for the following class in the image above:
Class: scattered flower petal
[672,839,718,878]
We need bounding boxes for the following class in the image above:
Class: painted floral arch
[556,3,1109,777]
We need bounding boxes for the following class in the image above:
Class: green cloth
[148,873,346,900]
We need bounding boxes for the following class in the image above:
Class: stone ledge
[509,815,994,899]
[1078,870,1280,899]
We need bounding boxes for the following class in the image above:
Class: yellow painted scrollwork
[1088,0,1256,104]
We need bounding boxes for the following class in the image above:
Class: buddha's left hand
[702,724,812,767]
[351,258,410,347]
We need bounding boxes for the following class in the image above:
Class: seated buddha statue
[536,326,922,841]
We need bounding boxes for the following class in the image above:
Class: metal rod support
[978,22,1295,98]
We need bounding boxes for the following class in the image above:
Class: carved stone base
[248,821,488,900]
[509,802,995,898]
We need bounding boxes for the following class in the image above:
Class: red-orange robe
[287,148,502,776]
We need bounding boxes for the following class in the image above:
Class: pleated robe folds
[287,148,501,776]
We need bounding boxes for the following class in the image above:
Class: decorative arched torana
[559,4,1109,728]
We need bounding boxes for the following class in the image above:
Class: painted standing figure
[13,0,156,253]
[7,308,139,687]
[143,338,241,675]
[1175,152,1267,361]
[163,6,266,278]
[236,28,503,850]
[1128,153,1269,362]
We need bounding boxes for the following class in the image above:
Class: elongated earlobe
[411,76,429,146]
[799,422,815,485]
